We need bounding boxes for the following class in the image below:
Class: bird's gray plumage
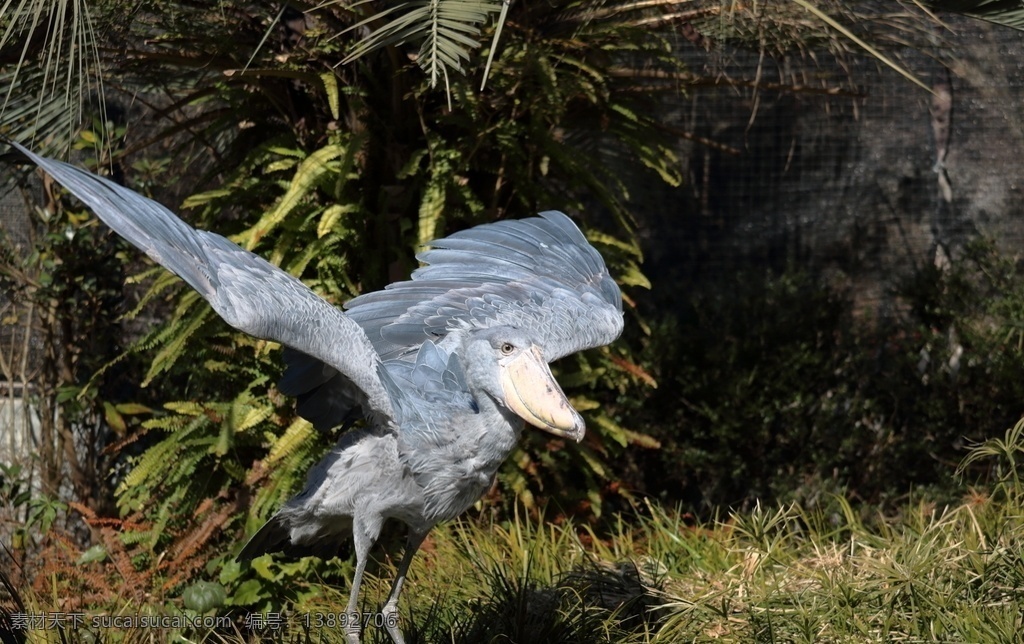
[8,143,395,425]
[348,210,623,361]
[285,210,624,431]
[9,141,623,644]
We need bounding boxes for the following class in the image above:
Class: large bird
[9,142,623,643]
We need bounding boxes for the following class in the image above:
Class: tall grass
[6,419,1024,643]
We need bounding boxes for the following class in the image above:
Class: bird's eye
[500,342,515,355]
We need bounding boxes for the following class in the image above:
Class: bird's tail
[237,512,349,562]
[236,514,290,562]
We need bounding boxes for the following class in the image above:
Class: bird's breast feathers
[400,412,520,522]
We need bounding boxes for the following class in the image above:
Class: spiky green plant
[958,416,1024,500]
[0,0,106,153]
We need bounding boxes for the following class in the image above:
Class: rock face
[638,18,1024,317]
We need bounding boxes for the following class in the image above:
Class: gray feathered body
[238,336,523,560]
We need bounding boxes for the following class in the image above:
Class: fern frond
[118,528,156,547]
[229,400,273,433]
[142,300,213,386]
[237,144,346,249]
[163,401,206,416]
[267,417,314,465]
[118,438,179,499]
[250,432,322,525]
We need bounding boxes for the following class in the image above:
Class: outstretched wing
[10,142,394,424]
[346,211,624,362]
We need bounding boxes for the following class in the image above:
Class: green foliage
[181,580,227,613]
[115,384,272,519]
[958,416,1024,502]
[0,464,66,552]
[342,0,504,88]
[0,0,107,153]
[217,552,349,614]
[9,435,1024,641]
[632,241,1024,515]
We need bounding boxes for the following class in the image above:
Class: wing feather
[11,142,394,425]
[278,211,622,430]
[347,211,623,362]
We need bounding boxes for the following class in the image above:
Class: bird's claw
[345,623,361,644]
[382,601,404,644]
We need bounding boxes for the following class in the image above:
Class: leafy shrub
[630,240,1024,514]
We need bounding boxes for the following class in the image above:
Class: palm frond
[0,0,104,151]
[0,67,80,150]
[342,0,502,87]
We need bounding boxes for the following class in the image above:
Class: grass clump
[654,419,1024,643]
[5,419,1024,642]
[353,417,1024,642]
[656,495,1023,642]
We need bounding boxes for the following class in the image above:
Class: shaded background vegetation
[2,0,1024,629]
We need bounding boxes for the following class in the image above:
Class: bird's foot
[344,621,361,644]
[382,600,404,644]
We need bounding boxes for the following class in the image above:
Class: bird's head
[460,326,585,442]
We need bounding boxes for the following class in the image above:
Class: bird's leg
[381,529,428,644]
[344,556,368,644]
[344,520,377,644]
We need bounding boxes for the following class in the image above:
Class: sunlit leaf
[239,145,346,249]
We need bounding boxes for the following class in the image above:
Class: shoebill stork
[9,142,624,643]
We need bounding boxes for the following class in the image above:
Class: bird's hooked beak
[499,346,586,442]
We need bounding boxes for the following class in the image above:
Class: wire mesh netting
[638,15,1024,318]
